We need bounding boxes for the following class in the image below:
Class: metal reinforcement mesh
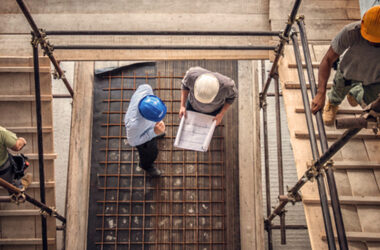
[87,62,227,250]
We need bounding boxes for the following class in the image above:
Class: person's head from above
[194,73,220,104]
[361,5,380,47]
[138,95,167,122]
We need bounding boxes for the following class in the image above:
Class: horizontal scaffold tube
[46,30,281,36]
[53,45,277,50]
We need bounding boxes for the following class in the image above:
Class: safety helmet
[138,95,167,122]
[361,5,380,43]
[194,73,220,104]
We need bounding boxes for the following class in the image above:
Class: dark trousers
[0,156,22,189]
[186,100,222,116]
[136,137,158,171]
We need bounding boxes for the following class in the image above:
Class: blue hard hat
[138,95,167,122]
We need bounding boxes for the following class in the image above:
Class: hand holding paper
[174,111,216,152]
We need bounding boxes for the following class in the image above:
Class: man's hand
[179,106,187,119]
[311,91,326,114]
[154,121,166,135]
[11,137,27,151]
[213,112,224,126]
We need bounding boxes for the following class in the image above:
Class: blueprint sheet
[174,110,216,152]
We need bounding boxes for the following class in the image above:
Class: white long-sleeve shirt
[124,84,157,146]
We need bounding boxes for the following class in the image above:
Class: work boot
[346,94,359,107]
[146,167,162,177]
[20,173,32,191]
[323,101,339,126]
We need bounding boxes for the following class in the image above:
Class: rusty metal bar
[99,73,113,246]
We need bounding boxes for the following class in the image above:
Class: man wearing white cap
[179,67,238,125]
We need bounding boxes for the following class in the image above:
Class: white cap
[194,73,219,104]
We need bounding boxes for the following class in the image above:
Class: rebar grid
[91,68,227,249]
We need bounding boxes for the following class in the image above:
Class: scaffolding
[8,0,379,249]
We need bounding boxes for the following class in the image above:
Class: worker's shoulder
[342,21,361,34]
[0,126,5,132]
[136,84,153,91]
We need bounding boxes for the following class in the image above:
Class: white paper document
[174,111,216,152]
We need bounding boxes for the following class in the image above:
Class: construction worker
[125,84,167,177]
[0,126,31,190]
[311,5,380,125]
[179,66,238,125]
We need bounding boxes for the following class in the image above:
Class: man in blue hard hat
[124,84,167,177]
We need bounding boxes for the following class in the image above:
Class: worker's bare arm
[311,46,340,114]
[213,103,231,126]
[11,137,27,151]
[179,89,189,118]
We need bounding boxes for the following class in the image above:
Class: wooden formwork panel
[0,57,56,249]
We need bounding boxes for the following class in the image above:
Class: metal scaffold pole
[32,34,48,250]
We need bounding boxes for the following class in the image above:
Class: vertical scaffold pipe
[291,32,336,250]
[274,73,286,244]
[32,36,48,250]
[297,19,348,250]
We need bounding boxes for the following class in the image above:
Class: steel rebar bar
[15,0,74,97]
[291,32,336,250]
[46,30,281,36]
[297,19,348,250]
[33,42,48,250]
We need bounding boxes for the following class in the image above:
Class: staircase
[0,57,57,249]
[278,45,380,249]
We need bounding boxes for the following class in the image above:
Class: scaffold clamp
[306,160,322,182]
[40,209,49,218]
[323,159,334,171]
[10,192,26,205]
